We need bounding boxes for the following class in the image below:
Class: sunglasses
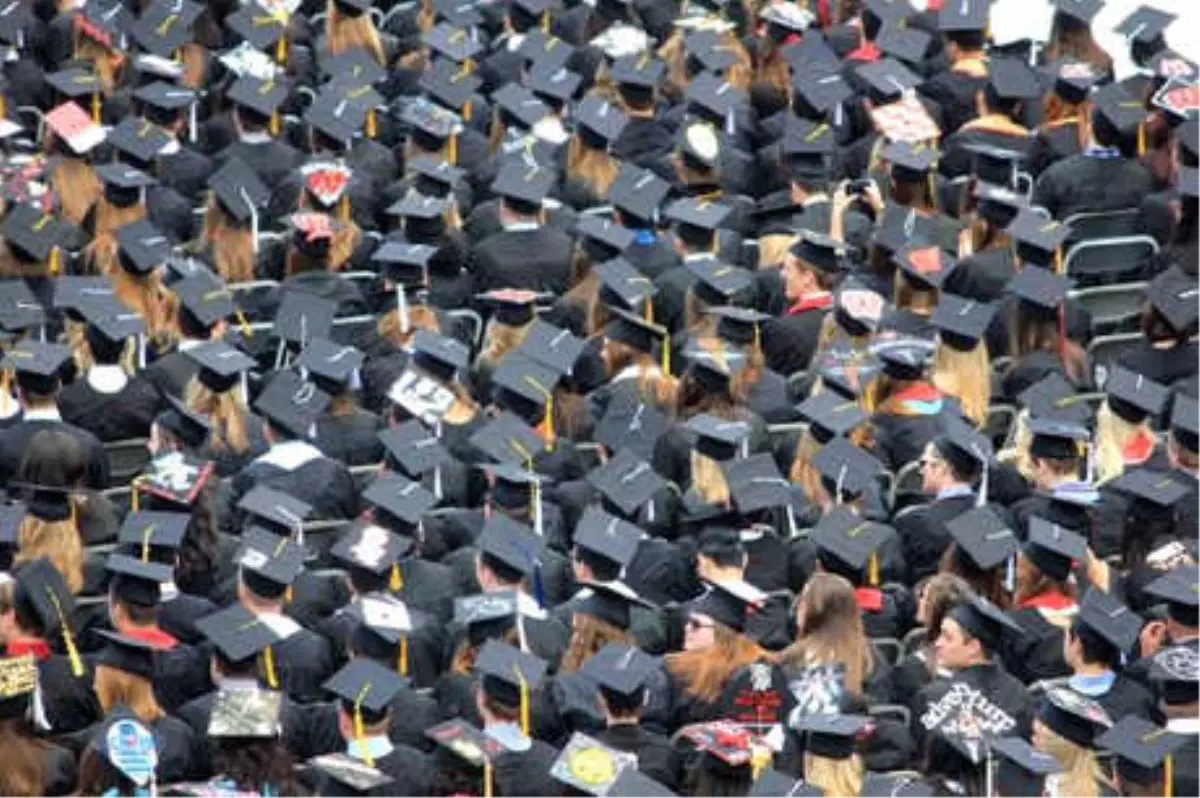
[686,618,715,631]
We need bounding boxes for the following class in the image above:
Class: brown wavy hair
[665,622,767,703]
[326,0,386,64]
[107,261,177,349]
[200,196,256,283]
[0,717,50,796]
[94,665,164,723]
[83,200,146,275]
[450,626,519,674]
[777,573,873,693]
[476,318,534,371]
[560,613,633,672]
[186,377,251,453]
[602,338,678,409]
[49,156,101,226]
[566,134,620,199]
[378,302,440,349]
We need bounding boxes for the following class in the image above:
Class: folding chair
[983,404,1016,449]
[1069,281,1148,336]
[446,309,484,349]
[104,438,151,485]
[871,638,902,666]
[1087,333,1143,387]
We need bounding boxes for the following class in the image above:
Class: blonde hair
[566,134,621,199]
[560,613,633,673]
[49,156,101,227]
[777,573,873,693]
[788,430,823,504]
[83,200,147,275]
[477,318,533,370]
[73,34,120,94]
[690,450,731,507]
[378,303,440,349]
[326,0,386,64]
[932,336,991,427]
[107,259,176,346]
[998,408,1035,480]
[757,234,797,269]
[15,515,83,594]
[803,753,864,798]
[603,338,679,409]
[66,319,136,376]
[200,197,256,283]
[94,665,164,723]
[186,377,251,454]
[1094,401,1156,484]
[1038,723,1110,797]
[665,623,767,702]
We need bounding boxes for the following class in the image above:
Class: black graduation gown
[1092,674,1157,721]
[58,372,161,442]
[471,225,575,295]
[228,449,359,524]
[939,123,1030,181]
[316,602,446,692]
[304,690,441,755]
[1001,605,1073,685]
[893,650,936,712]
[32,652,101,734]
[311,745,434,797]
[1026,121,1084,179]
[872,396,957,472]
[918,68,987,135]
[1116,341,1200,391]
[613,116,675,170]
[1032,152,1155,222]
[143,348,200,401]
[761,303,828,377]
[998,349,1080,404]
[492,738,562,797]
[314,408,384,466]
[157,592,219,647]
[215,137,305,190]
[595,724,680,790]
[894,493,976,583]
[84,713,199,782]
[0,416,109,488]
[859,584,915,640]
[270,624,339,704]
[158,147,215,203]
[943,247,1016,302]
[391,557,460,624]
[623,233,681,281]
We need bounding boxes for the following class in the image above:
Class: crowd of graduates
[0,0,1195,793]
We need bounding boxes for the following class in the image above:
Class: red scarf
[787,292,833,315]
[1122,431,1156,464]
[855,587,883,612]
[846,41,881,62]
[7,638,51,660]
[123,626,178,650]
[1018,590,1076,611]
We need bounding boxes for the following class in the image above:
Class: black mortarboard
[12,558,77,653]
[331,522,413,576]
[932,294,996,350]
[478,514,542,579]
[0,503,25,547]
[133,81,196,122]
[881,139,938,181]
[604,306,668,357]
[594,393,670,461]
[575,96,628,146]
[608,164,669,223]
[1050,60,1103,104]
[790,230,845,273]
[324,658,406,722]
[948,593,1022,652]
[1053,0,1103,23]
[491,351,559,416]
[610,53,665,89]
[295,337,363,389]
[895,244,955,289]
[812,437,884,501]
[1007,265,1072,310]
[305,96,364,145]
[573,506,643,569]
[988,57,1040,101]
[580,641,655,699]
[519,320,585,378]
[114,219,170,275]
[173,275,235,329]
[795,713,869,759]
[876,343,927,381]
[517,28,574,72]
[529,64,581,107]
[3,340,70,393]
[1024,516,1087,581]
[1105,366,1168,423]
[486,462,544,512]
[423,22,484,63]
[664,197,731,238]
[576,215,635,262]
[587,448,667,516]
[724,453,793,515]
[1147,266,1199,333]
[1076,587,1143,655]
[594,258,655,314]
[0,280,45,333]
[575,579,654,629]
[812,507,894,582]
[856,57,923,104]
[208,687,283,738]
[96,163,156,206]
[107,554,171,607]
[686,259,752,306]
[685,72,745,124]
[947,507,1017,571]
[689,580,763,633]
[254,370,329,439]
[1097,717,1187,787]
[185,339,253,393]
[469,411,544,465]
[224,2,288,50]
[795,391,866,444]
[1017,373,1093,426]
[207,156,270,223]
[477,289,545,327]
[748,769,822,797]
[107,117,172,164]
[116,510,190,560]
[0,203,65,263]
[475,639,548,707]
[1171,394,1199,452]
[991,737,1063,778]
[377,420,451,481]
[1144,565,1200,627]
[933,416,992,475]
[195,604,277,665]
[877,24,931,66]
[938,0,988,31]
[975,181,1027,227]
[491,160,556,209]
[1038,686,1112,748]
[79,301,146,353]
[421,59,482,113]
[781,117,835,179]
[237,484,312,536]
[323,50,387,93]
[686,413,749,461]
[1027,417,1089,459]
[95,630,158,679]
[1115,6,1174,45]
[1094,82,1148,136]
[273,291,336,346]
[238,529,306,594]
[44,67,103,101]
[372,238,437,286]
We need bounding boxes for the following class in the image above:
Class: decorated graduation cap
[1149,644,1200,705]
[45,101,106,155]
[331,522,413,589]
[208,686,283,739]
[1024,516,1087,582]
[324,658,406,764]
[0,655,37,719]
[679,720,767,775]
[133,451,213,511]
[947,593,1023,653]
[894,244,955,289]
[425,718,508,792]
[475,639,547,734]
[677,119,722,170]
[549,732,637,795]
[307,753,393,794]
[13,557,84,675]
[237,529,306,602]
[812,506,893,586]
[1038,686,1112,748]
[1098,716,1187,791]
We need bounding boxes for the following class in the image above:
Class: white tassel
[725,110,734,136]
[646,498,655,523]
[398,286,410,334]
[241,187,259,254]
[973,444,988,508]
[433,421,444,499]
[834,102,843,128]
[137,334,147,369]
[1004,554,1015,592]
[188,100,197,144]
[835,465,847,506]
[533,478,543,537]
[786,504,797,538]
[1084,441,1095,485]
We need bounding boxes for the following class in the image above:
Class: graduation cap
[1143,564,1200,627]
[330,522,413,586]
[812,506,894,585]
[207,156,270,231]
[608,769,678,797]
[1110,467,1189,519]
[746,769,821,797]
[2,340,71,393]
[114,219,170,275]
[475,639,547,730]
[685,71,745,125]
[0,655,37,718]
[932,415,992,479]
[477,289,546,327]
[172,275,236,330]
[938,0,988,31]
[586,448,667,517]
[881,140,938,182]
[795,713,869,760]
[468,410,545,465]
[272,290,336,347]
[0,281,47,333]
[377,420,451,482]
[324,657,407,756]
[575,579,654,630]
[224,1,288,52]
[1075,587,1143,656]
[664,196,731,233]
[688,580,764,634]
[946,507,1016,573]
[307,754,393,793]
[95,630,158,679]
[575,96,628,147]
[683,31,738,76]
[294,338,363,391]
[208,687,283,738]
[680,720,763,767]
[518,319,585,377]
[594,258,655,317]
[425,719,506,770]
[1038,685,1112,748]
[594,392,670,462]
[185,339,254,393]
[422,22,484,63]
[549,732,637,796]
[790,230,845,273]
[991,736,1063,782]
[422,58,482,115]
[490,160,556,211]
[96,163,156,206]
[812,437,883,503]
[478,513,543,582]
[1016,373,1093,426]
[44,101,105,154]
[894,244,955,289]
[605,306,669,372]
[237,484,312,537]
[1094,82,1149,147]
[988,57,1040,102]
[608,164,670,224]
[133,80,196,129]
[516,28,574,72]
[491,351,560,425]
[1149,643,1200,705]
[875,342,928,381]
[1153,78,1200,124]
[194,603,278,667]
[116,510,190,562]
[1147,266,1199,333]
[782,117,836,178]
[723,453,793,515]
[107,117,172,165]
[306,94,366,146]
[1115,5,1174,46]
[932,294,996,351]
[254,370,329,439]
[12,557,84,675]
[686,259,751,306]
[1027,417,1089,460]
[1171,393,1199,452]
[529,64,581,108]
[1024,516,1087,581]
[947,593,1023,652]
[1006,264,1072,310]
[576,215,635,262]
[106,554,171,607]
[760,0,814,32]
[877,24,931,66]
[0,503,25,547]
[238,528,306,601]
[0,203,65,265]
[795,391,866,444]
[77,0,132,47]
[856,57,923,104]
[574,503,643,569]
[1104,366,1168,423]
[1097,716,1187,788]
[686,413,749,462]
[609,52,665,90]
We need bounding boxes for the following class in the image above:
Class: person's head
[919,440,969,494]
[782,245,838,301]
[1032,718,1106,797]
[695,527,746,581]
[785,572,871,691]
[1064,616,1122,672]
[917,573,973,641]
[571,546,621,583]
[942,28,986,61]
[474,551,525,592]
[94,664,162,723]
[936,597,1010,669]
[326,0,386,62]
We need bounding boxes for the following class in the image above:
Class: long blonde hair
[803,754,864,798]
[200,197,256,283]
[49,157,102,226]
[83,200,146,275]
[94,665,164,723]
[602,338,678,409]
[690,450,731,506]
[1038,723,1110,798]
[186,378,251,454]
[788,430,823,503]
[107,261,176,345]
[476,318,533,370]
[326,0,386,64]
[777,573,873,693]
[566,134,620,199]
[15,514,84,594]
[665,623,767,702]
[1094,401,1156,484]
[378,302,440,349]
[932,336,990,427]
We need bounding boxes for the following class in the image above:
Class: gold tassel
[1,370,9,416]
[462,101,471,123]
[236,310,253,339]
[397,636,409,676]
[141,522,154,563]
[0,96,6,122]
[484,759,494,798]
[365,109,377,139]
[1055,246,1063,275]
[47,590,84,677]
[131,481,140,512]
[447,133,457,165]
[522,376,554,446]
[1137,122,1145,157]
[49,247,60,276]
[540,11,549,32]
[660,336,671,378]
[263,645,279,688]
[269,111,280,137]
[514,665,530,736]
[91,93,100,124]
[276,35,287,65]
[868,551,879,586]
[389,562,403,591]
[750,746,771,780]
[338,194,351,224]
[354,685,375,766]
[284,585,294,604]
[1166,754,1173,797]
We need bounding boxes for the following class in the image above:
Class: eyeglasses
[686,618,715,631]
[918,458,940,471]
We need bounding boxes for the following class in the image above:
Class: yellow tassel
[462,101,471,123]
[236,310,253,339]
[276,35,287,65]
[269,111,280,137]
[354,685,375,766]
[263,645,279,688]
[750,746,771,780]
[338,194,351,224]
[284,585,293,604]
[47,589,84,677]
[869,551,879,586]
[131,481,140,512]
[753,323,761,353]
[389,562,403,592]
[447,133,457,165]
[522,376,555,447]
[660,337,671,378]
[1166,755,1173,798]
[1137,122,1145,157]
[0,96,6,121]
[644,297,654,325]
[484,759,494,798]
[514,665,530,736]
[141,521,154,563]
[397,636,409,676]
[366,108,377,139]
[49,247,60,276]
[1054,246,1063,274]
[91,93,100,124]
[541,11,549,32]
